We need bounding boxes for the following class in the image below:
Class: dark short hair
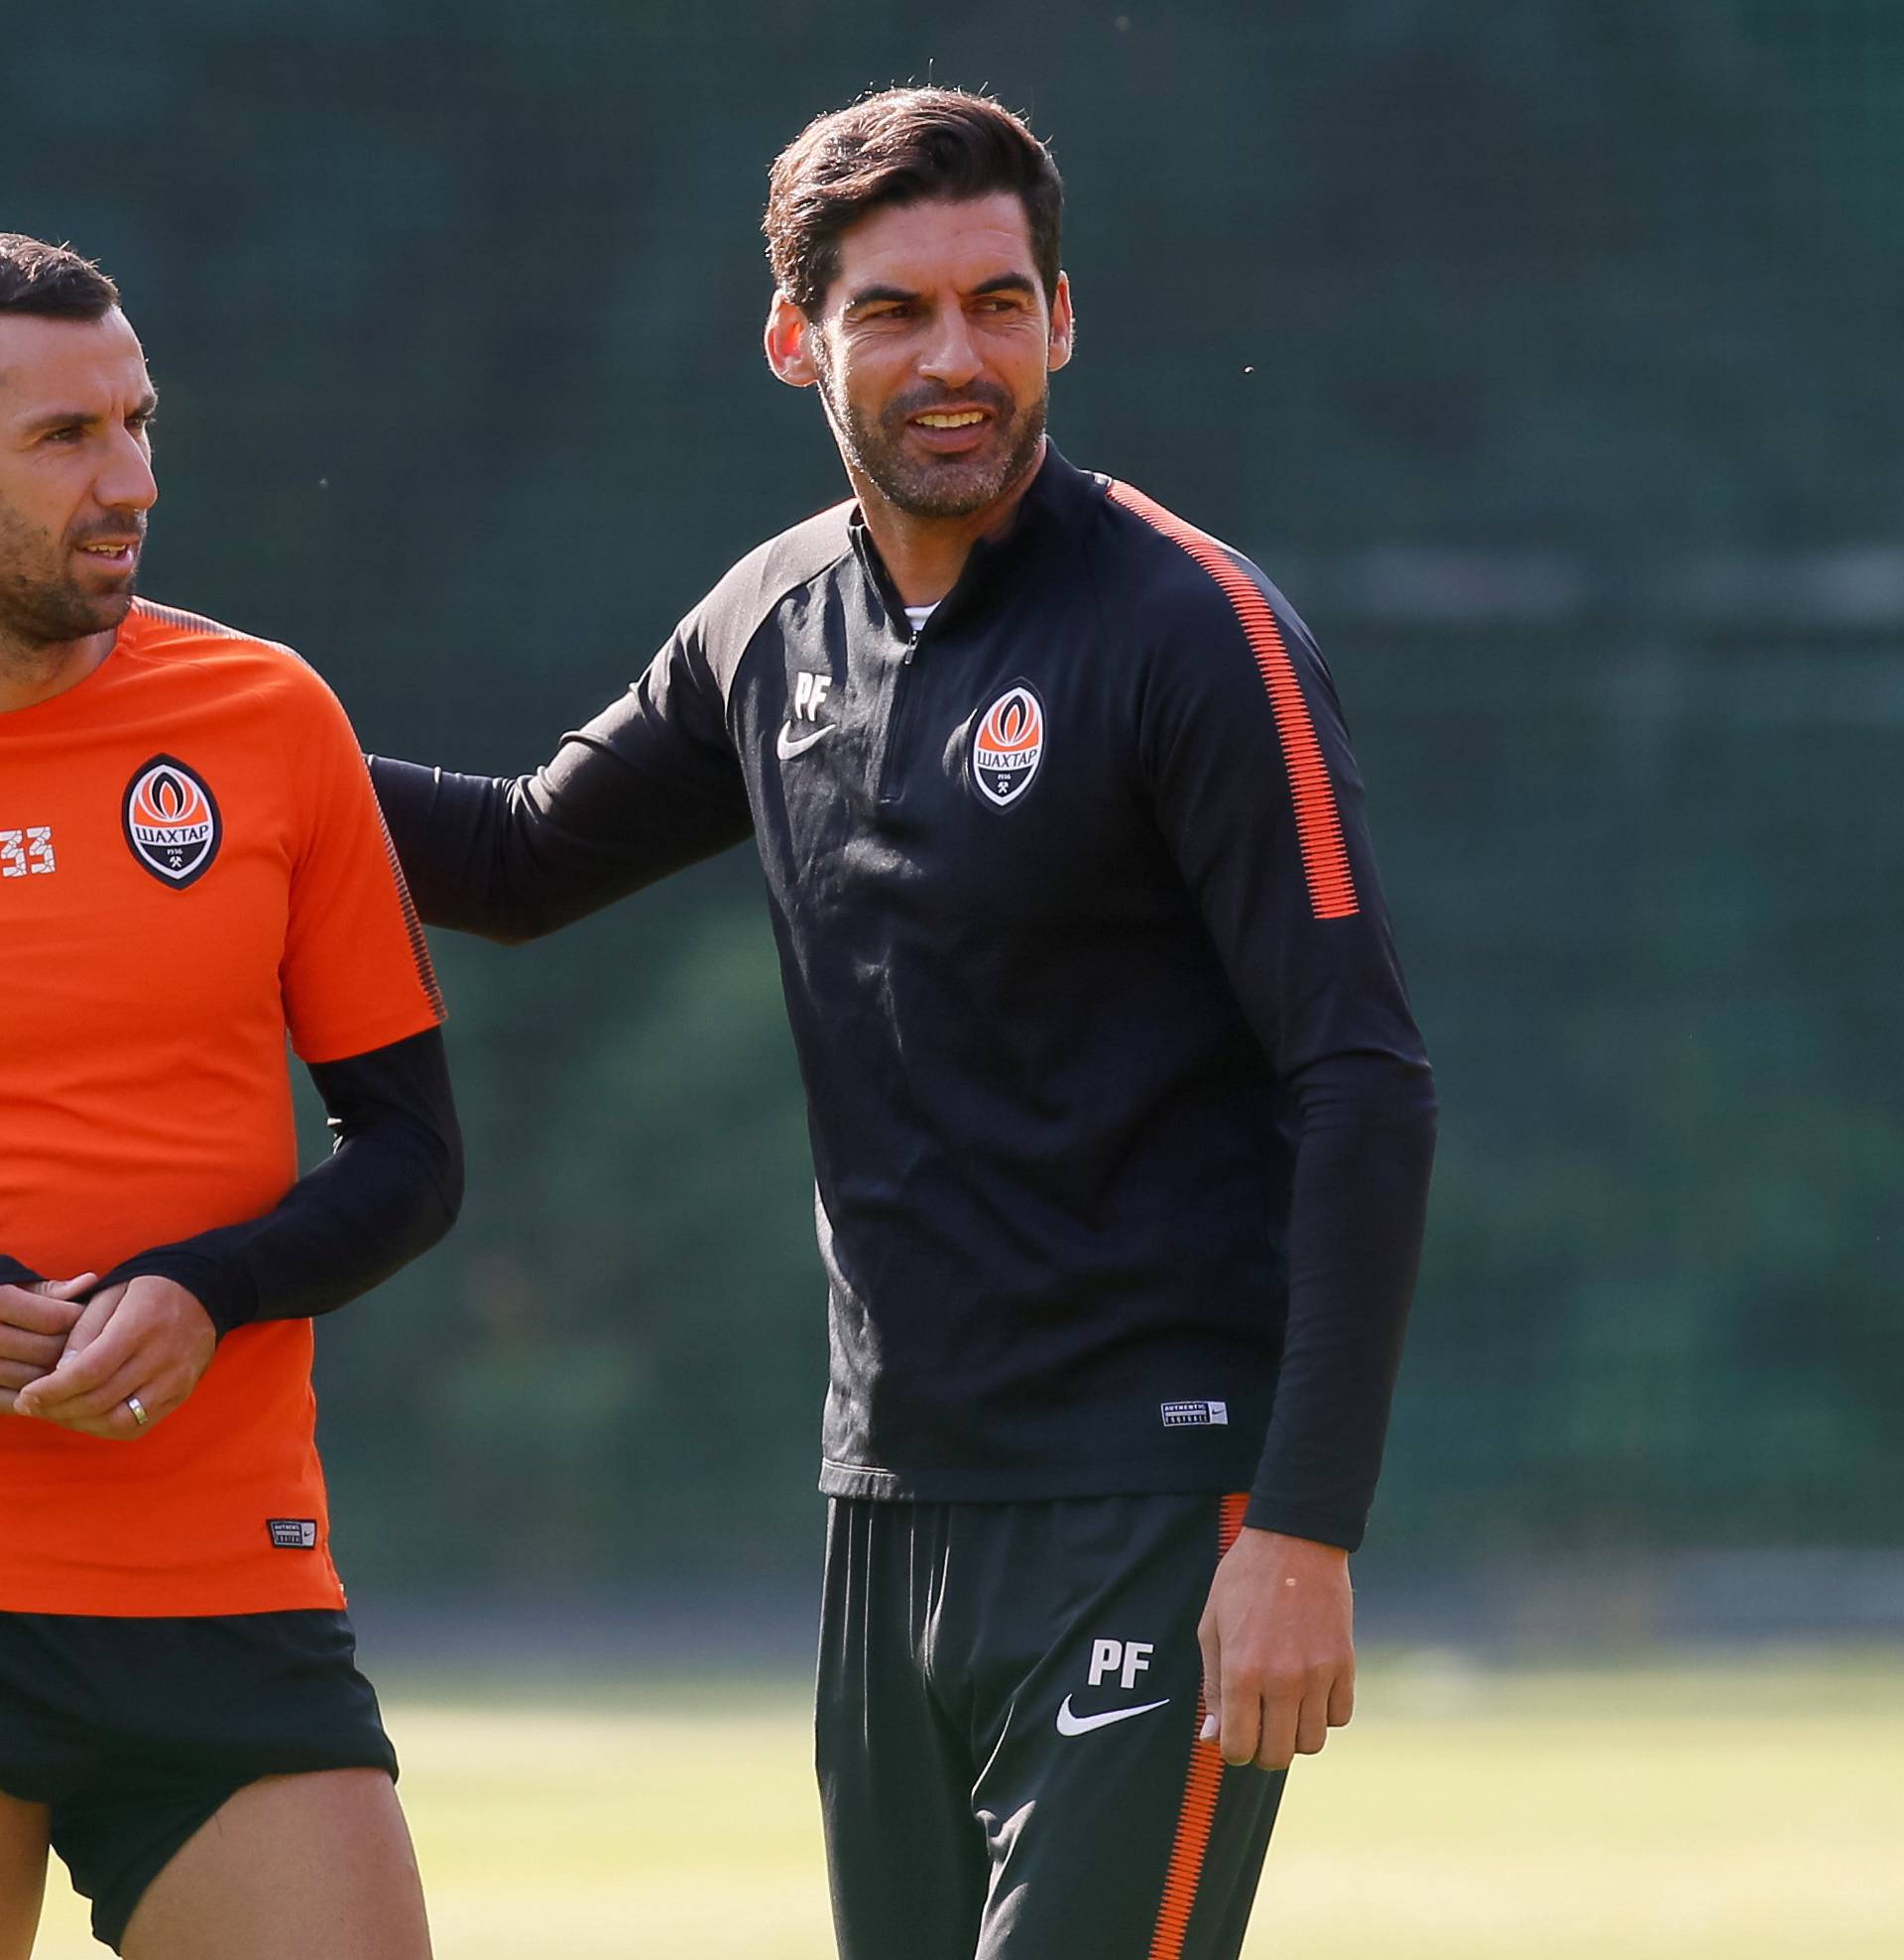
[0,234,120,319]
[765,88,1063,314]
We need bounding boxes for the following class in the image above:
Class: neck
[851,438,1046,607]
[0,628,116,714]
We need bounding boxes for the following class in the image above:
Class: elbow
[438,1146,467,1232]
[400,1108,465,1250]
[482,912,555,948]
[1413,1060,1440,1135]
[1295,1047,1437,1123]
[430,1123,467,1236]
[474,874,575,946]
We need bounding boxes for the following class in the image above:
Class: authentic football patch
[268,1519,319,1549]
[969,682,1045,807]
[1160,1400,1230,1428]
[123,756,222,888]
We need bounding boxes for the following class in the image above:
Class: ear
[1046,272,1075,375]
[765,292,820,390]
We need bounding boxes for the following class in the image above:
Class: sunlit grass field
[33,1653,1903,1957]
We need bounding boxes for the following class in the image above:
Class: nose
[917,307,983,391]
[95,425,158,515]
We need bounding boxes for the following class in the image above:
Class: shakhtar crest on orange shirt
[123,756,222,888]
[970,682,1045,808]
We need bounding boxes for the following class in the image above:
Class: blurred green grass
[33,1654,1904,1957]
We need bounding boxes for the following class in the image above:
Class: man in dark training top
[371,89,1435,1960]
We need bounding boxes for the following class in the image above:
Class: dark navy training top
[370,444,1436,1550]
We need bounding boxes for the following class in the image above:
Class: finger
[1293,1688,1331,1757]
[16,1325,143,1419]
[0,1359,57,1391]
[22,1355,150,1429]
[22,1359,147,1424]
[1252,1687,1299,1773]
[1219,1667,1263,1768]
[105,1389,167,1439]
[0,1326,69,1370]
[60,1286,125,1361]
[29,1293,134,1403]
[34,1273,101,1302]
[1197,1614,1222,1746]
[37,1394,154,1441]
[1327,1669,1356,1728]
[0,1287,84,1339]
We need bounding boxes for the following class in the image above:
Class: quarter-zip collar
[846,442,1094,643]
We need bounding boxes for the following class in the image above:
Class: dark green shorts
[818,1493,1285,1960]
[0,1609,397,1953]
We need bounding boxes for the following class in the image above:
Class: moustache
[68,520,148,550]
[882,381,1016,427]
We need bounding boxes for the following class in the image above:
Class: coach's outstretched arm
[370,617,756,942]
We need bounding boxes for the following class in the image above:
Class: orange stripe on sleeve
[1147,1492,1252,1960]
[377,807,446,1022]
[1106,481,1359,921]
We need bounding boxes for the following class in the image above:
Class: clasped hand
[0,1274,215,1438]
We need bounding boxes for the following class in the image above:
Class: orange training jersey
[0,600,444,1616]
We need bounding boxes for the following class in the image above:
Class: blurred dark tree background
[6,1,1899,1589]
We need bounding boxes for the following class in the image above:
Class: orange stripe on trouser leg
[1147,1495,1251,1960]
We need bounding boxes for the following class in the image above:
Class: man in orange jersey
[0,235,459,1959]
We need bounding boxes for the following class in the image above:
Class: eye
[43,426,83,444]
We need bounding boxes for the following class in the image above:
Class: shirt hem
[0,1572,347,1618]
[818,1454,1265,1504]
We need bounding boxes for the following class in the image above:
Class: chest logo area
[123,756,222,889]
[778,671,836,763]
[969,682,1045,808]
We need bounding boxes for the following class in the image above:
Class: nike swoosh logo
[776,722,835,761]
[1055,1694,1172,1737]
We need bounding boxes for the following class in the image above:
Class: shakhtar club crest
[970,683,1045,808]
[123,756,222,888]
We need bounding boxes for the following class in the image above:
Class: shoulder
[1071,478,1337,733]
[1083,476,1316,656]
[113,603,370,800]
[684,500,855,674]
[118,598,340,709]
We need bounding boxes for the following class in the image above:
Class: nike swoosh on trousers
[1054,1694,1172,1737]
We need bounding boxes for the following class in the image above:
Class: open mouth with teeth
[914,410,988,429]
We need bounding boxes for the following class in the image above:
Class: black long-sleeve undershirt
[6,1029,463,1339]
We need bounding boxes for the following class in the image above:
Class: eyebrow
[18,387,160,436]
[843,272,1039,313]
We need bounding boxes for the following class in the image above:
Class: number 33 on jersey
[0,825,55,877]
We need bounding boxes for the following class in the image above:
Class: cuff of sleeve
[1243,1494,1368,1554]
[100,1250,257,1340]
[0,1256,44,1287]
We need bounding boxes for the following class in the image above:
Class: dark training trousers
[818,1493,1285,1960]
